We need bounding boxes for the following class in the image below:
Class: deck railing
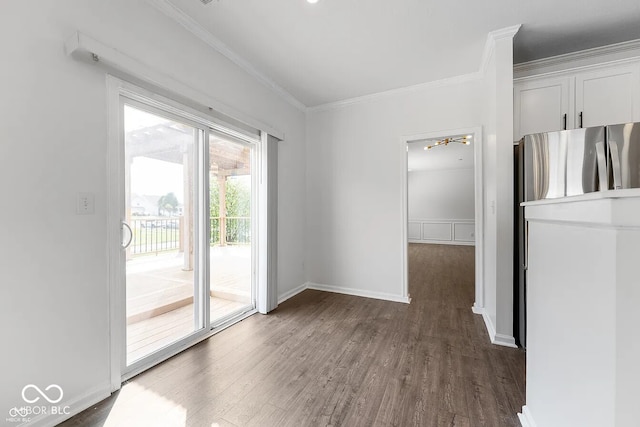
[130,217,250,255]
[211,216,251,246]
[130,218,180,255]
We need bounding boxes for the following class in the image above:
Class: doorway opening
[401,127,484,311]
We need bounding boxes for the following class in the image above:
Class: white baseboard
[479,310,518,348]
[481,309,496,339]
[277,281,412,305]
[493,333,518,348]
[21,382,111,427]
[408,239,475,246]
[471,303,484,314]
[518,406,538,427]
[307,282,411,304]
[277,282,309,304]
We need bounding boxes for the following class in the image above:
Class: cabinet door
[576,65,640,128]
[514,77,571,140]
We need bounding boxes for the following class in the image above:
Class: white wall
[408,168,476,245]
[306,79,484,299]
[480,31,517,346]
[0,0,306,421]
[408,168,475,219]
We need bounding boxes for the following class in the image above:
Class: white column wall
[479,30,518,346]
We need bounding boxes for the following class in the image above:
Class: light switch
[77,192,95,215]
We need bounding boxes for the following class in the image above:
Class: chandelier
[424,135,472,151]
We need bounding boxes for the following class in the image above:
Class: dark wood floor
[61,243,525,427]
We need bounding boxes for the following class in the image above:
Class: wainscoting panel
[408,222,422,240]
[408,219,475,246]
[454,222,475,242]
[421,222,452,241]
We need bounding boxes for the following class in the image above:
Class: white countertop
[521,188,640,207]
[522,188,640,227]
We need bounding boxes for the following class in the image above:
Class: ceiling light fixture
[423,135,472,151]
[307,0,319,3]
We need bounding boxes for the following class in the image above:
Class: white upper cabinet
[575,65,640,128]
[514,61,640,140]
[514,77,571,140]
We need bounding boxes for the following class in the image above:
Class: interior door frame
[106,76,261,390]
[400,126,484,311]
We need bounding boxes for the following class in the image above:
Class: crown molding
[514,38,640,77]
[146,0,307,112]
[479,25,521,73]
[307,71,484,113]
[489,24,522,41]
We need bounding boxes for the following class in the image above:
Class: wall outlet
[77,192,95,215]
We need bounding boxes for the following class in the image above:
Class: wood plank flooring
[60,243,525,427]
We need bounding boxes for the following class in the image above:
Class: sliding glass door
[116,90,258,377]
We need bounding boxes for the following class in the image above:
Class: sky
[126,105,186,202]
[130,157,184,202]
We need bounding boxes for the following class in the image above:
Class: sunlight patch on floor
[103,383,186,427]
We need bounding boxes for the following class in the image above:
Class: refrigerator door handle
[609,141,623,189]
[595,141,608,190]
[523,221,528,271]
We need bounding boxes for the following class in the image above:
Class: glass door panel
[124,104,202,365]
[209,134,254,325]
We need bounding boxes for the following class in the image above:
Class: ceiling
[165,0,640,107]
[407,136,474,172]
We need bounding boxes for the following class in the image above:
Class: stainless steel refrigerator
[514,122,640,348]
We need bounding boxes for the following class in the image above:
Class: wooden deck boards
[127,297,249,363]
